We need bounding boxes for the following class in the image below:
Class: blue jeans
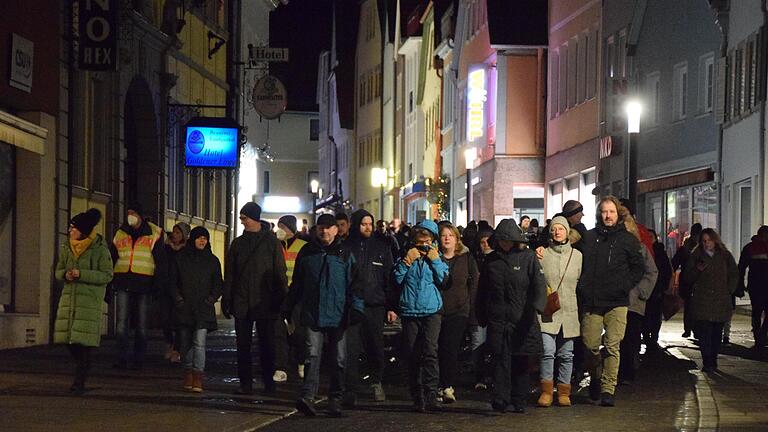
[303,327,346,400]
[179,328,207,372]
[115,290,150,364]
[540,331,574,383]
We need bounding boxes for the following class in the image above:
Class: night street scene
[3,0,768,431]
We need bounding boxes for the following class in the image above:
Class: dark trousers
[67,344,92,387]
[401,314,441,399]
[643,298,664,345]
[619,311,643,381]
[683,298,695,333]
[438,314,468,389]
[274,319,290,372]
[751,297,768,345]
[345,305,386,393]
[115,290,150,364]
[235,318,277,391]
[303,326,346,400]
[695,320,724,369]
[492,354,530,408]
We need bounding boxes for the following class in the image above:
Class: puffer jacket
[344,209,395,308]
[682,247,739,323]
[170,245,222,331]
[54,234,114,347]
[393,252,449,317]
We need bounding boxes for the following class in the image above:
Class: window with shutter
[646,72,661,127]
[698,53,715,114]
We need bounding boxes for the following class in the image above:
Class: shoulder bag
[543,249,573,316]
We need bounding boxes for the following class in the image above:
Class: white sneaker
[443,386,456,403]
[297,364,305,379]
[273,370,288,382]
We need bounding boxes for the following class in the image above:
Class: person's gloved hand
[404,248,421,266]
[221,299,232,319]
[427,246,440,261]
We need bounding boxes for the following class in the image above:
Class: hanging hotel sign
[9,34,33,93]
[78,0,118,70]
[252,75,287,119]
[467,66,487,142]
[252,47,289,62]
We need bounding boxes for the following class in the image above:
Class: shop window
[310,118,319,141]
[665,188,691,257]
[692,183,718,232]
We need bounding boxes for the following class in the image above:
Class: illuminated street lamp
[310,179,319,225]
[464,147,477,223]
[371,167,388,221]
[625,100,642,209]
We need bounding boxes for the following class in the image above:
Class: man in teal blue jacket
[393,220,449,412]
[288,214,364,418]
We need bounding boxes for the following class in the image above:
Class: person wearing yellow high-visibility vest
[273,215,308,383]
[110,202,168,370]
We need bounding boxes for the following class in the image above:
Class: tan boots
[537,380,572,407]
[537,380,554,407]
[557,383,572,406]
[184,370,204,393]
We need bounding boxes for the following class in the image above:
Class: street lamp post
[371,167,387,221]
[464,147,477,225]
[310,179,319,225]
[625,101,642,210]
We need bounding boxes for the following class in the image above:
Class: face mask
[127,215,139,227]
[275,228,287,241]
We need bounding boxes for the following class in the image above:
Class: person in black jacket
[672,223,702,338]
[342,209,396,405]
[169,227,222,393]
[738,226,768,348]
[477,219,546,414]
[578,196,644,407]
[643,230,672,350]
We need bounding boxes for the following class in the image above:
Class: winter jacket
[682,247,739,323]
[344,209,395,308]
[170,245,222,331]
[650,242,673,304]
[477,246,547,356]
[738,238,768,302]
[393,252,449,318]
[110,221,167,294]
[538,242,582,338]
[287,238,363,328]
[578,223,645,309]
[440,250,479,323]
[222,229,288,320]
[54,234,114,347]
[628,246,658,316]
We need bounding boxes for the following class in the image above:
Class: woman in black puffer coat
[170,226,222,393]
[477,219,546,414]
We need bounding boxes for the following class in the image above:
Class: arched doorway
[123,77,161,223]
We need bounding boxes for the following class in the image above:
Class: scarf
[70,230,97,259]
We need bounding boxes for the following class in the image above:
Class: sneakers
[600,392,615,407]
[442,386,456,404]
[273,370,288,383]
[296,397,317,417]
[372,383,386,402]
[297,364,305,379]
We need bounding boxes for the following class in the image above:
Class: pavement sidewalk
[0,322,299,432]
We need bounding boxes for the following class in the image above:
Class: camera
[416,244,432,253]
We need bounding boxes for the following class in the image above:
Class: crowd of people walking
[51,196,765,417]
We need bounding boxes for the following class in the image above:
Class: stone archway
[123,77,161,223]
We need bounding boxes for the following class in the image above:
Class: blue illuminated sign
[184,126,238,168]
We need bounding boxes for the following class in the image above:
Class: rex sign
[78,0,118,71]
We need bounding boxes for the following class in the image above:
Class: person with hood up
[162,222,191,364]
[169,226,222,393]
[222,202,288,395]
[393,220,450,413]
[738,225,768,348]
[477,218,546,414]
[578,196,645,407]
[111,202,168,370]
[55,208,113,395]
[536,216,582,407]
[287,214,364,418]
[342,209,396,405]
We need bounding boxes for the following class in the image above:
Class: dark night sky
[269,0,334,112]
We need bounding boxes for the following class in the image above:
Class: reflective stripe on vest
[113,222,163,276]
[284,238,307,283]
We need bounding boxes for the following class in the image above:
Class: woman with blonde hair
[681,228,738,372]
[436,222,479,403]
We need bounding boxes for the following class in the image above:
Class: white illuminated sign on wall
[467,67,487,142]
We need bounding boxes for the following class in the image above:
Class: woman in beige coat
[537,216,582,407]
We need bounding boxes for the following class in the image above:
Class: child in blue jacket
[393,220,449,412]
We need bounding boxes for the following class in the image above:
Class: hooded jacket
[393,220,449,317]
[169,232,222,331]
[578,222,645,309]
[344,209,395,308]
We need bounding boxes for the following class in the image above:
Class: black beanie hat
[278,215,298,234]
[70,208,102,236]
[188,226,211,250]
[240,202,262,221]
[127,202,144,216]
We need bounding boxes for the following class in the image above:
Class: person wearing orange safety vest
[110,202,168,370]
[274,215,308,382]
